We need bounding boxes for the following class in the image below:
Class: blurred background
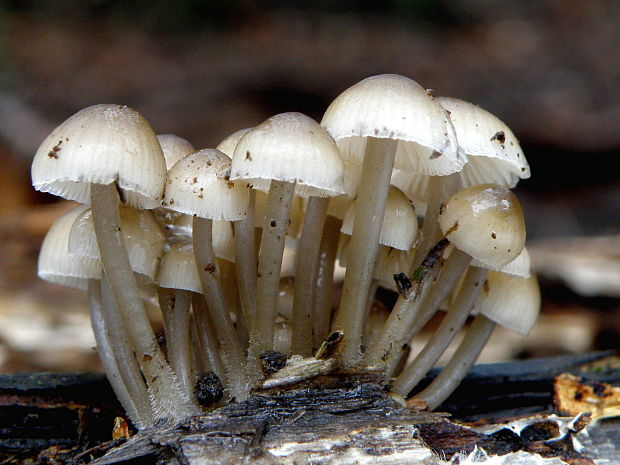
[0,0,619,373]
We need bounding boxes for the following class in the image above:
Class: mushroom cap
[231,112,345,198]
[471,246,531,278]
[163,149,248,221]
[157,134,195,170]
[38,205,100,290]
[165,214,236,263]
[68,204,166,281]
[216,128,252,157]
[338,238,412,290]
[321,74,464,175]
[341,185,418,251]
[437,97,530,187]
[158,240,201,293]
[475,271,540,335]
[32,104,166,209]
[438,184,526,268]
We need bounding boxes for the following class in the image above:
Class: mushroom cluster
[32,74,540,428]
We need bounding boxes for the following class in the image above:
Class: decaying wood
[3,353,620,464]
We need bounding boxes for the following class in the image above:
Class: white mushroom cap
[38,205,100,290]
[338,238,412,290]
[157,134,195,170]
[68,204,166,281]
[32,104,166,209]
[341,185,418,251]
[163,149,248,221]
[374,246,414,290]
[321,74,464,175]
[438,184,526,268]
[216,128,252,158]
[438,97,530,188]
[475,272,541,335]
[158,240,201,293]
[231,112,345,198]
[471,246,531,278]
[164,214,236,263]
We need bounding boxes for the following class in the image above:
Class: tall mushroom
[321,74,462,365]
[163,148,250,399]
[414,271,540,409]
[231,112,344,363]
[31,104,195,424]
[391,183,527,396]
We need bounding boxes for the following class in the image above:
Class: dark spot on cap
[270,220,277,228]
[491,232,497,239]
[245,150,252,161]
[143,354,153,362]
[195,372,224,407]
[490,131,506,144]
[204,263,216,273]
[429,150,442,159]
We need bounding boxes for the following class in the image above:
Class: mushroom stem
[333,137,398,365]
[392,265,488,397]
[250,180,295,363]
[90,182,195,423]
[193,216,248,399]
[411,174,461,270]
[162,288,197,406]
[363,239,450,372]
[220,259,249,350]
[362,280,379,332]
[385,248,472,376]
[291,196,329,355]
[312,215,341,349]
[88,279,153,429]
[191,292,226,381]
[233,189,257,334]
[414,314,496,409]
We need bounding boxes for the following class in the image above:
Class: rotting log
[2,352,620,464]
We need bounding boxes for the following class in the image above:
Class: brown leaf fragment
[554,372,620,420]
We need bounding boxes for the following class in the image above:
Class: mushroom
[158,239,225,404]
[321,74,462,365]
[216,128,257,336]
[163,148,250,399]
[37,204,153,428]
[231,112,344,362]
[340,185,417,329]
[31,104,195,424]
[413,271,540,409]
[391,183,527,396]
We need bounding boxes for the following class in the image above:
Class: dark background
[0,0,619,372]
